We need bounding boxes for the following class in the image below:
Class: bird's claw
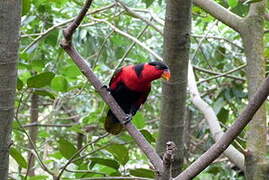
[102,85,111,92]
[123,114,132,124]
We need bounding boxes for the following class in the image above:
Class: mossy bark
[241,1,269,179]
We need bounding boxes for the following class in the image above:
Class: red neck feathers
[118,63,165,92]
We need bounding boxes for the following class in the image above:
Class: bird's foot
[123,114,132,124]
[101,85,111,92]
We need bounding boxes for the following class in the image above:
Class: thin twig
[90,17,163,61]
[116,0,163,35]
[198,64,246,84]
[22,123,78,128]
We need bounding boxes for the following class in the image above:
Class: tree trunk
[27,94,39,176]
[0,0,21,179]
[156,0,192,177]
[241,4,269,180]
[241,1,268,179]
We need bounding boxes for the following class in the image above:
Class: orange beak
[161,70,171,80]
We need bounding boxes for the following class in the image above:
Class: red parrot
[104,61,171,135]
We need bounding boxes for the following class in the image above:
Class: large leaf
[62,65,82,78]
[106,144,129,165]
[89,158,120,169]
[27,72,55,88]
[129,168,155,178]
[140,129,156,143]
[50,76,68,92]
[58,138,78,163]
[10,147,27,169]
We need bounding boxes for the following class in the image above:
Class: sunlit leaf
[106,144,129,165]
[227,0,238,8]
[10,147,27,169]
[50,76,68,92]
[27,72,55,88]
[132,112,145,129]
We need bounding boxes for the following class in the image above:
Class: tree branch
[175,75,269,179]
[188,63,245,170]
[193,0,243,32]
[60,0,163,174]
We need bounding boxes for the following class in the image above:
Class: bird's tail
[104,110,123,135]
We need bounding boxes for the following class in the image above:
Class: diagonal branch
[193,0,243,32]
[175,75,269,179]
[60,0,163,174]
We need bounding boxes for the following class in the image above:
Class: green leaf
[106,144,129,165]
[62,65,82,78]
[10,147,28,169]
[27,72,55,88]
[31,60,46,72]
[48,151,63,160]
[22,0,31,16]
[217,108,229,124]
[140,129,156,143]
[38,130,50,138]
[17,78,24,90]
[28,175,48,180]
[132,112,145,129]
[227,0,238,8]
[89,158,120,169]
[50,76,68,92]
[58,138,77,161]
[129,168,155,178]
[68,124,85,134]
[142,0,154,7]
[33,89,55,99]
[45,30,59,46]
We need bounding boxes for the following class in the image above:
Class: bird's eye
[155,65,162,69]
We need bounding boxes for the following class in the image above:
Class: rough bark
[241,1,268,179]
[0,0,21,179]
[156,0,191,177]
[27,94,39,176]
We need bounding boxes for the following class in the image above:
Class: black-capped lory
[104,61,171,135]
